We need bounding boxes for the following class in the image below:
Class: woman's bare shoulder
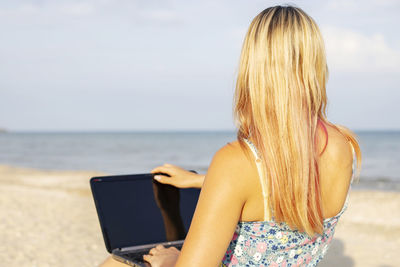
[319,124,354,218]
[199,140,255,206]
[321,124,353,164]
[207,140,255,187]
[211,140,253,172]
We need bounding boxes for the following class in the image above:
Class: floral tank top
[221,138,355,267]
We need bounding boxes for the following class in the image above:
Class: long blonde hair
[234,5,362,236]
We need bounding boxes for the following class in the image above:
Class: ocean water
[0,130,399,191]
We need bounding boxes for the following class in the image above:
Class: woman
[101,5,361,267]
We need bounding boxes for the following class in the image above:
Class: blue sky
[0,0,399,131]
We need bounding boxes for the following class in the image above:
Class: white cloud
[0,1,96,17]
[0,1,184,26]
[322,26,400,73]
[140,9,181,23]
[0,3,39,16]
[326,0,400,10]
[326,0,358,10]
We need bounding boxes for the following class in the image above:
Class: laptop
[90,172,200,267]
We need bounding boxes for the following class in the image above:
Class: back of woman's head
[235,5,328,133]
[234,5,361,236]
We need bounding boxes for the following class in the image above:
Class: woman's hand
[143,245,180,267]
[151,164,205,188]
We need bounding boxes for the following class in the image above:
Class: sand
[0,164,399,267]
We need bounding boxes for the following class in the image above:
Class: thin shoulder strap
[349,142,356,184]
[243,138,270,221]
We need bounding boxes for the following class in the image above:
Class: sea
[0,130,399,191]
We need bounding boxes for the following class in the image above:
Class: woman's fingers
[153,174,173,185]
[148,245,165,255]
[145,245,167,265]
[143,254,152,263]
[168,246,179,252]
[151,164,201,188]
[155,244,165,250]
[151,165,177,185]
[163,163,174,167]
[151,165,174,175]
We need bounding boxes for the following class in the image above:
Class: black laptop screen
[90,174,200,253]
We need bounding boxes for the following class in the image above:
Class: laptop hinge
[119,240,184,252]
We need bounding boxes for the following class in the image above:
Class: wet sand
[0,164,399,267]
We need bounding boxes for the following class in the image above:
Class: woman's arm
[145,143,249,267]
[176,143,248,266]
[151,164,205,188]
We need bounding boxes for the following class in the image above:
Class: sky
[0,0,399,131]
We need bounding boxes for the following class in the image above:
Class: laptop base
[112,240,184,267]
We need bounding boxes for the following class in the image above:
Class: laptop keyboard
[122,244,183,263]
[122,249,150,262]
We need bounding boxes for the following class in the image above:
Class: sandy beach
[0,164,399,267]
